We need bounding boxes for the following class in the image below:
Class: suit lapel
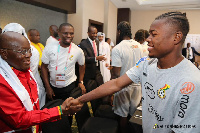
[86,38,95,57]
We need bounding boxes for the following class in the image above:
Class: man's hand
[61,97,83,116]
[66,98,82,109]
[96,55,107,61]
[78,83,86,94]
[46,87,55,100]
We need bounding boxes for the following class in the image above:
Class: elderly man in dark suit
[182,42,200,63]
[79,26,106,113]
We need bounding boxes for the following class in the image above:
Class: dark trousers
[50,82,91,132]
[84,70,104,115]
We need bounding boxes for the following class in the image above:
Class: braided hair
[117,21,132,42]
[155,11,189,42]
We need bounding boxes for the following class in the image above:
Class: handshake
[60,97,83,116]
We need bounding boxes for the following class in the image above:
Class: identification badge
[55,74,66,86]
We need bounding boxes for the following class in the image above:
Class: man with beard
[41,23,90,131]
[46,25,59,46]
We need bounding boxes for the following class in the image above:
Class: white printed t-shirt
[111,39,143,117]
[126,57,200,133]
[112,39,143,76]
[42,42,85,88]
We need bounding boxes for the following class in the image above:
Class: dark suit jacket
[182,47,200,62]
[79,38,100,81]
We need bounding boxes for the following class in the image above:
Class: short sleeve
[111,47,122,67]
[126,57,148,84]
[172,81,200,133]
[77,48,85,66]
[41,45,50,65]
[126,66,141,84]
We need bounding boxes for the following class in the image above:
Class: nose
[67,33,71,37]
[146,36,151,46]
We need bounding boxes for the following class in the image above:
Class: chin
[64,42,71,45]
[21,66,30,71]
[148,54,154,58]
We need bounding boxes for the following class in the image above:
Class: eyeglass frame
[1,48,32,56]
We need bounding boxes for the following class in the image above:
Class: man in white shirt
[46,25,59,46]
[111,21,143,133]
[41,23,90,131]
[135,29,150,57]
[97,32,111,83]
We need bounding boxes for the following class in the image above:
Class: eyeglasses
[1,48,32,55]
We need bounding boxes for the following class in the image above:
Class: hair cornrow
[155,11,189,40]
[117,21,132,41]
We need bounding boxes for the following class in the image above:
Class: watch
[79,81,84,84]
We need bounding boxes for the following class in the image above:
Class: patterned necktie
[93,41,97,57]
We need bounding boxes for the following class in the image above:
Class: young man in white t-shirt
[41,23,90,131]
[68,11,200,133]
[134,29,150,57]
[111,21,143,133]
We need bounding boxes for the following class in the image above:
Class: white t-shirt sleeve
[126,66,141,84]
[126,57,148,84]
[111,47,122,67]
[41,45,50,65]
[172,81,200,133]
[77,48,85,66]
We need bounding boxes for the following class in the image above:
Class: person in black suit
[182,42,200,62]
[79,26,106,114]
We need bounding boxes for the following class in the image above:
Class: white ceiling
[111,0,200,10]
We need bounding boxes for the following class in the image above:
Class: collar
[31,42,40,45]
[12,67,30,77]
[88,37,95,45]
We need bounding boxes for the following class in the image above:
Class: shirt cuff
[48,106,63,121]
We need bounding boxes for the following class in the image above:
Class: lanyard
[31,42,43,53]
[56,42,72,71]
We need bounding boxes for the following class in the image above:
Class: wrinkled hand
[79,83,86,94]
[61,97,83,116]
[46,87,55,100]
[96,55,107,61]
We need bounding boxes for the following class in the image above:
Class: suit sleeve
[193,47,200,56]
[79,42,96,64]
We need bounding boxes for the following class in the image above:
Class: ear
[118,30,121,35]
[58,31,62,37]
[174,31,183,45]
[0,49,8,60]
